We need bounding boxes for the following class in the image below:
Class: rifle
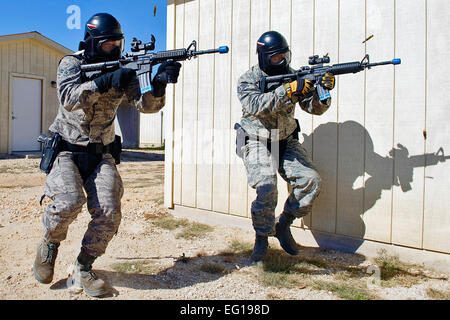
[260,54,401,101]
[81,35,229,94]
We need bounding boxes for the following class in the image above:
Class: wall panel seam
[311,0,316,228]
[390,0,397,245]
[170,1,178,208]
[180,0,186,204]
[211,0,216,211]
[195,0,200,208]
[422,0,428,250]
[269,0,271,30]
[362,0,367,230]
[246,0,252,218]
[227,0,234,215]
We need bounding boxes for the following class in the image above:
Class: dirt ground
[0,150,448,300]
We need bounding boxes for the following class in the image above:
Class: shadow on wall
[299,120,449,253]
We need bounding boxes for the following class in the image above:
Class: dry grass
[111,260,162,275]
[216,240,449,300]
[312,280,378,300]
[176,222,214,240]
[372,249,443,288]
[426,288,450,300]
[221,239,254,255]
[152,216,190,230]
[200,263,229,275]
[257,249,379,299]
[151,215,214,240]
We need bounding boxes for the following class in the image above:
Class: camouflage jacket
[237,64,330,140]
[49,51,165,146]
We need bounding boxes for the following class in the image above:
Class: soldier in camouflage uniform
[33,13,181,297]
[236,31,335,262]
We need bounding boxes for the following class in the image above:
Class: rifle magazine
[138,72,153,94]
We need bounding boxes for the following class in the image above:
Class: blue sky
[0,0,167,52]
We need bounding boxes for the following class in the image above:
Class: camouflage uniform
[42,52,165,257]
[237,64,330,236]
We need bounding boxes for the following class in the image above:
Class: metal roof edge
[0,31,73,55]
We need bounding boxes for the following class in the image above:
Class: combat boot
[251,235,269,262]
[71,249,108,297]
[33,239,59,284]
[275,213,299,255]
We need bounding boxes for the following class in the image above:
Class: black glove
[154,61,182,85]
[94,68,137,93]
[152,61,182,97]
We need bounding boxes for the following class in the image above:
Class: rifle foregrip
[328,62,364,75]
[154,49,188,60]
[80,61,120,71]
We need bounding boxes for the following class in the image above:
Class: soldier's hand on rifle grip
[320,72,335,90]
[154,61,182,85]
[94,68,137,93]
[166,61,182,84]
[152,61,182,97]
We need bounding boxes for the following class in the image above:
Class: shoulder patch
[58,57,80,76]
[237,83,248,94]
[58,65,79,76]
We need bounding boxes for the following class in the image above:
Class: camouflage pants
[242,135,321,236]
[41,151,124,257]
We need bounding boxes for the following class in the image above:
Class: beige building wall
[0,32,71,154]
[140,111,164,147]
[164,0,449,259]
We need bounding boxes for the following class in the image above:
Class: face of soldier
[96,38,124,61]
[269,51,291,66]
[100,39,123,54]
[270,53,285,64]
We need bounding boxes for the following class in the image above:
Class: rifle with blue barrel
[260,54,401,101]
[81,35,229,93]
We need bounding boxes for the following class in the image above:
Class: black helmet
[256,31,291,75]
[78,13,124,62]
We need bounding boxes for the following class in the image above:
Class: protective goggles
[269,50,291,65]
[97,37,124,53]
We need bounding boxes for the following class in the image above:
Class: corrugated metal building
[0,32,72,153]
[164,0,449,269]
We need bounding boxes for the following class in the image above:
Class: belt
[246,132,293,144]
[60,140,112,154]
